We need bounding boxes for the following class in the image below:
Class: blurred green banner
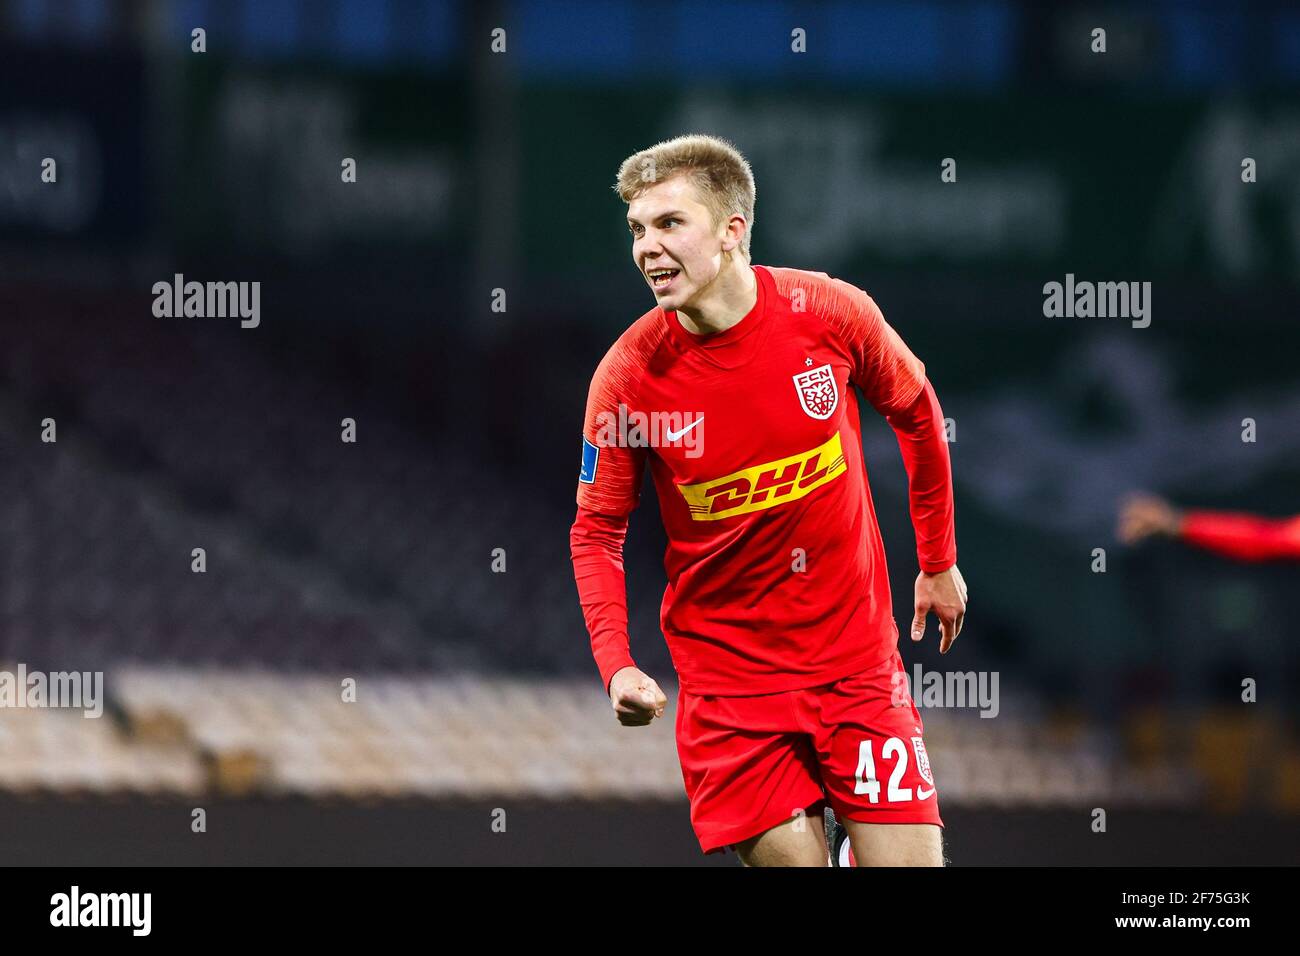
[174,60,469,255]
[521,85,1300,285]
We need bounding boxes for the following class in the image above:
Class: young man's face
[626,174,736,311]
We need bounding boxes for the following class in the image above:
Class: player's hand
[608,666,668,727]
[1118,493,1183,544]
[912,565,967,654]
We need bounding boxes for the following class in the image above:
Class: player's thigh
[677,689,826,859]
[736,811,829,867]
[810,653,945,854]
[842,820,943,867]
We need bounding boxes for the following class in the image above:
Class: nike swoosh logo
[665,417,704,442]
[916,784,935,800]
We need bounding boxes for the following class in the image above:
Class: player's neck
[674,258,757,336]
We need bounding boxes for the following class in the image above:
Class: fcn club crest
[793,363,839,420]
[911,736,934,785]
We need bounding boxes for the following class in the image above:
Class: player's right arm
[569,341,668,725]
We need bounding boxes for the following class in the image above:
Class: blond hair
[613,134,756,260]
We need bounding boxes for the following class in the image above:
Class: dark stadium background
[1,0,1298,865]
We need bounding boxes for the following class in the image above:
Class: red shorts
[675,648,942,854]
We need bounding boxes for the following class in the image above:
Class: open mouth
[648,268,680,291]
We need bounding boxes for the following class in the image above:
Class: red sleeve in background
[1180,511,1300,562]
[884,377,957,574]
[570,506,637,692]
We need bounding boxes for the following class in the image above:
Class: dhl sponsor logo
[677,431,847,520]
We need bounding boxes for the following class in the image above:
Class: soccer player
[569,134,967,867]
[1119,493,1300,561]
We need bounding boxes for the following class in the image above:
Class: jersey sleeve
[885,378,957,573]
[575,340,648,516]
[572,332,655,692]
[570,506,638,692]
[1181,511,1300,562]
[818,276,927,415]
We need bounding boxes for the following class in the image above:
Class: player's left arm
[884,381,966,652]
[830,279,966,652]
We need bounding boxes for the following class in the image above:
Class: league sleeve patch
[579,436,599,484]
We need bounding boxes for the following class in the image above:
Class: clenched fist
[1117,493,1183,544]
[608,666,668,727]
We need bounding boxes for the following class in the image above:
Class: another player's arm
[570,347,668,726]
[1119,493,1300,562]
[830,279,966,652]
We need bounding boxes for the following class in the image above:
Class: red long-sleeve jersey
[1181,510,1300,562]
[570,265,956,695]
